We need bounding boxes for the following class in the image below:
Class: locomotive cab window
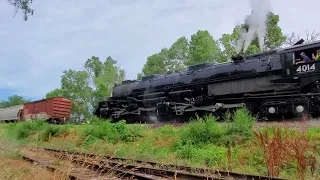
[294,47,320,64]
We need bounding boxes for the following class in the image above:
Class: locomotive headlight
[268,107,275,114]
[296,105,304,113]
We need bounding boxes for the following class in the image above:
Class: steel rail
[49,152,226,180]
[43,147,288,180]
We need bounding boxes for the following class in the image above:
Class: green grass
[0,120,73,144]
[0,108,319,180]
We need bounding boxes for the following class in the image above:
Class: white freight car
[0,105,23,122]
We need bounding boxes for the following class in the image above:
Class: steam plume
[235,0,271,54]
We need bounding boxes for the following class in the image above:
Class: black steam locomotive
[94,39,320,122]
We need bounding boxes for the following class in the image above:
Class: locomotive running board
[110,103,246,118]
[110,107,157,118]
[174,103,246,115]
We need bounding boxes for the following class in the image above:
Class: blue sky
[1,0,319,101]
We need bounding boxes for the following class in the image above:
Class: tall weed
[254,127,317,179]
[38,125,71,142]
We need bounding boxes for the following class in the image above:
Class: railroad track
[21,155,105,180]
[31,147,286,180]
[0,146,119,180]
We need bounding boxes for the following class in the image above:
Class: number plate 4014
[296,63,316,73]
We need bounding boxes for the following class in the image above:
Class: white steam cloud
[235,0,272,54]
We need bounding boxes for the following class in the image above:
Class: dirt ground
[5,145,120,180]
[255,118,320,129]
[0,153,65,180]
[0,143,66,180]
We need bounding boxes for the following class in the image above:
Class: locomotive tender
[94,39,320,122]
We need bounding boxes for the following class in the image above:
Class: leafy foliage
[178,115,226,146]
[141,37,189,76]
[177,108,255,147]
[263,13,287,50]
[226,108,256,138]
[60,69,92,120]
[79,119,143,146]
[90,57,125,107]
[0,95,30,108]
[45,56,125,122]
[45,88,64,99]
[142,52,167,76]
[167,37,189,71]
[6,120,46,140]
[187,30,224,65]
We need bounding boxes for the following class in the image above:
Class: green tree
[219,12,286,58]
[7,0,34,21]
[60,69,93,121]
[46,56,125,121]
[167,37,189,72]
[187,30,225,66]
[84,56,104,80]
[263,13,287,50]
[141,36,190,76]
[137,72,143,80]
[86,56,125,108]
[0,95,30,108]
[45,88,64,99]
[219,26,245,58]
[142,52,167,76]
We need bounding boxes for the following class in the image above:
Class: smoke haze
[235,0,272,54]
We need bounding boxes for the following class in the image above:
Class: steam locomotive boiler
[94,39,320,122]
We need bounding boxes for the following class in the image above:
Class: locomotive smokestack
[231,55,244,62]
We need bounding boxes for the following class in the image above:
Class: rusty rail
[42,147,288,180]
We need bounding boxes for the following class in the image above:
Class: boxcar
[23,97,72,124]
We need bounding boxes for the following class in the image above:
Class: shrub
[177,115,227,146]
[227,108,256,136]
[173,107,256,150]
[7,120,47,140]
[80,119,143,146]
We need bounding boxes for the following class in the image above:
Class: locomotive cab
[280,40,320,76]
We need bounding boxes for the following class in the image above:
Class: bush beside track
[0,107,319,180]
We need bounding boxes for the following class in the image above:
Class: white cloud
[0,0,319,100]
